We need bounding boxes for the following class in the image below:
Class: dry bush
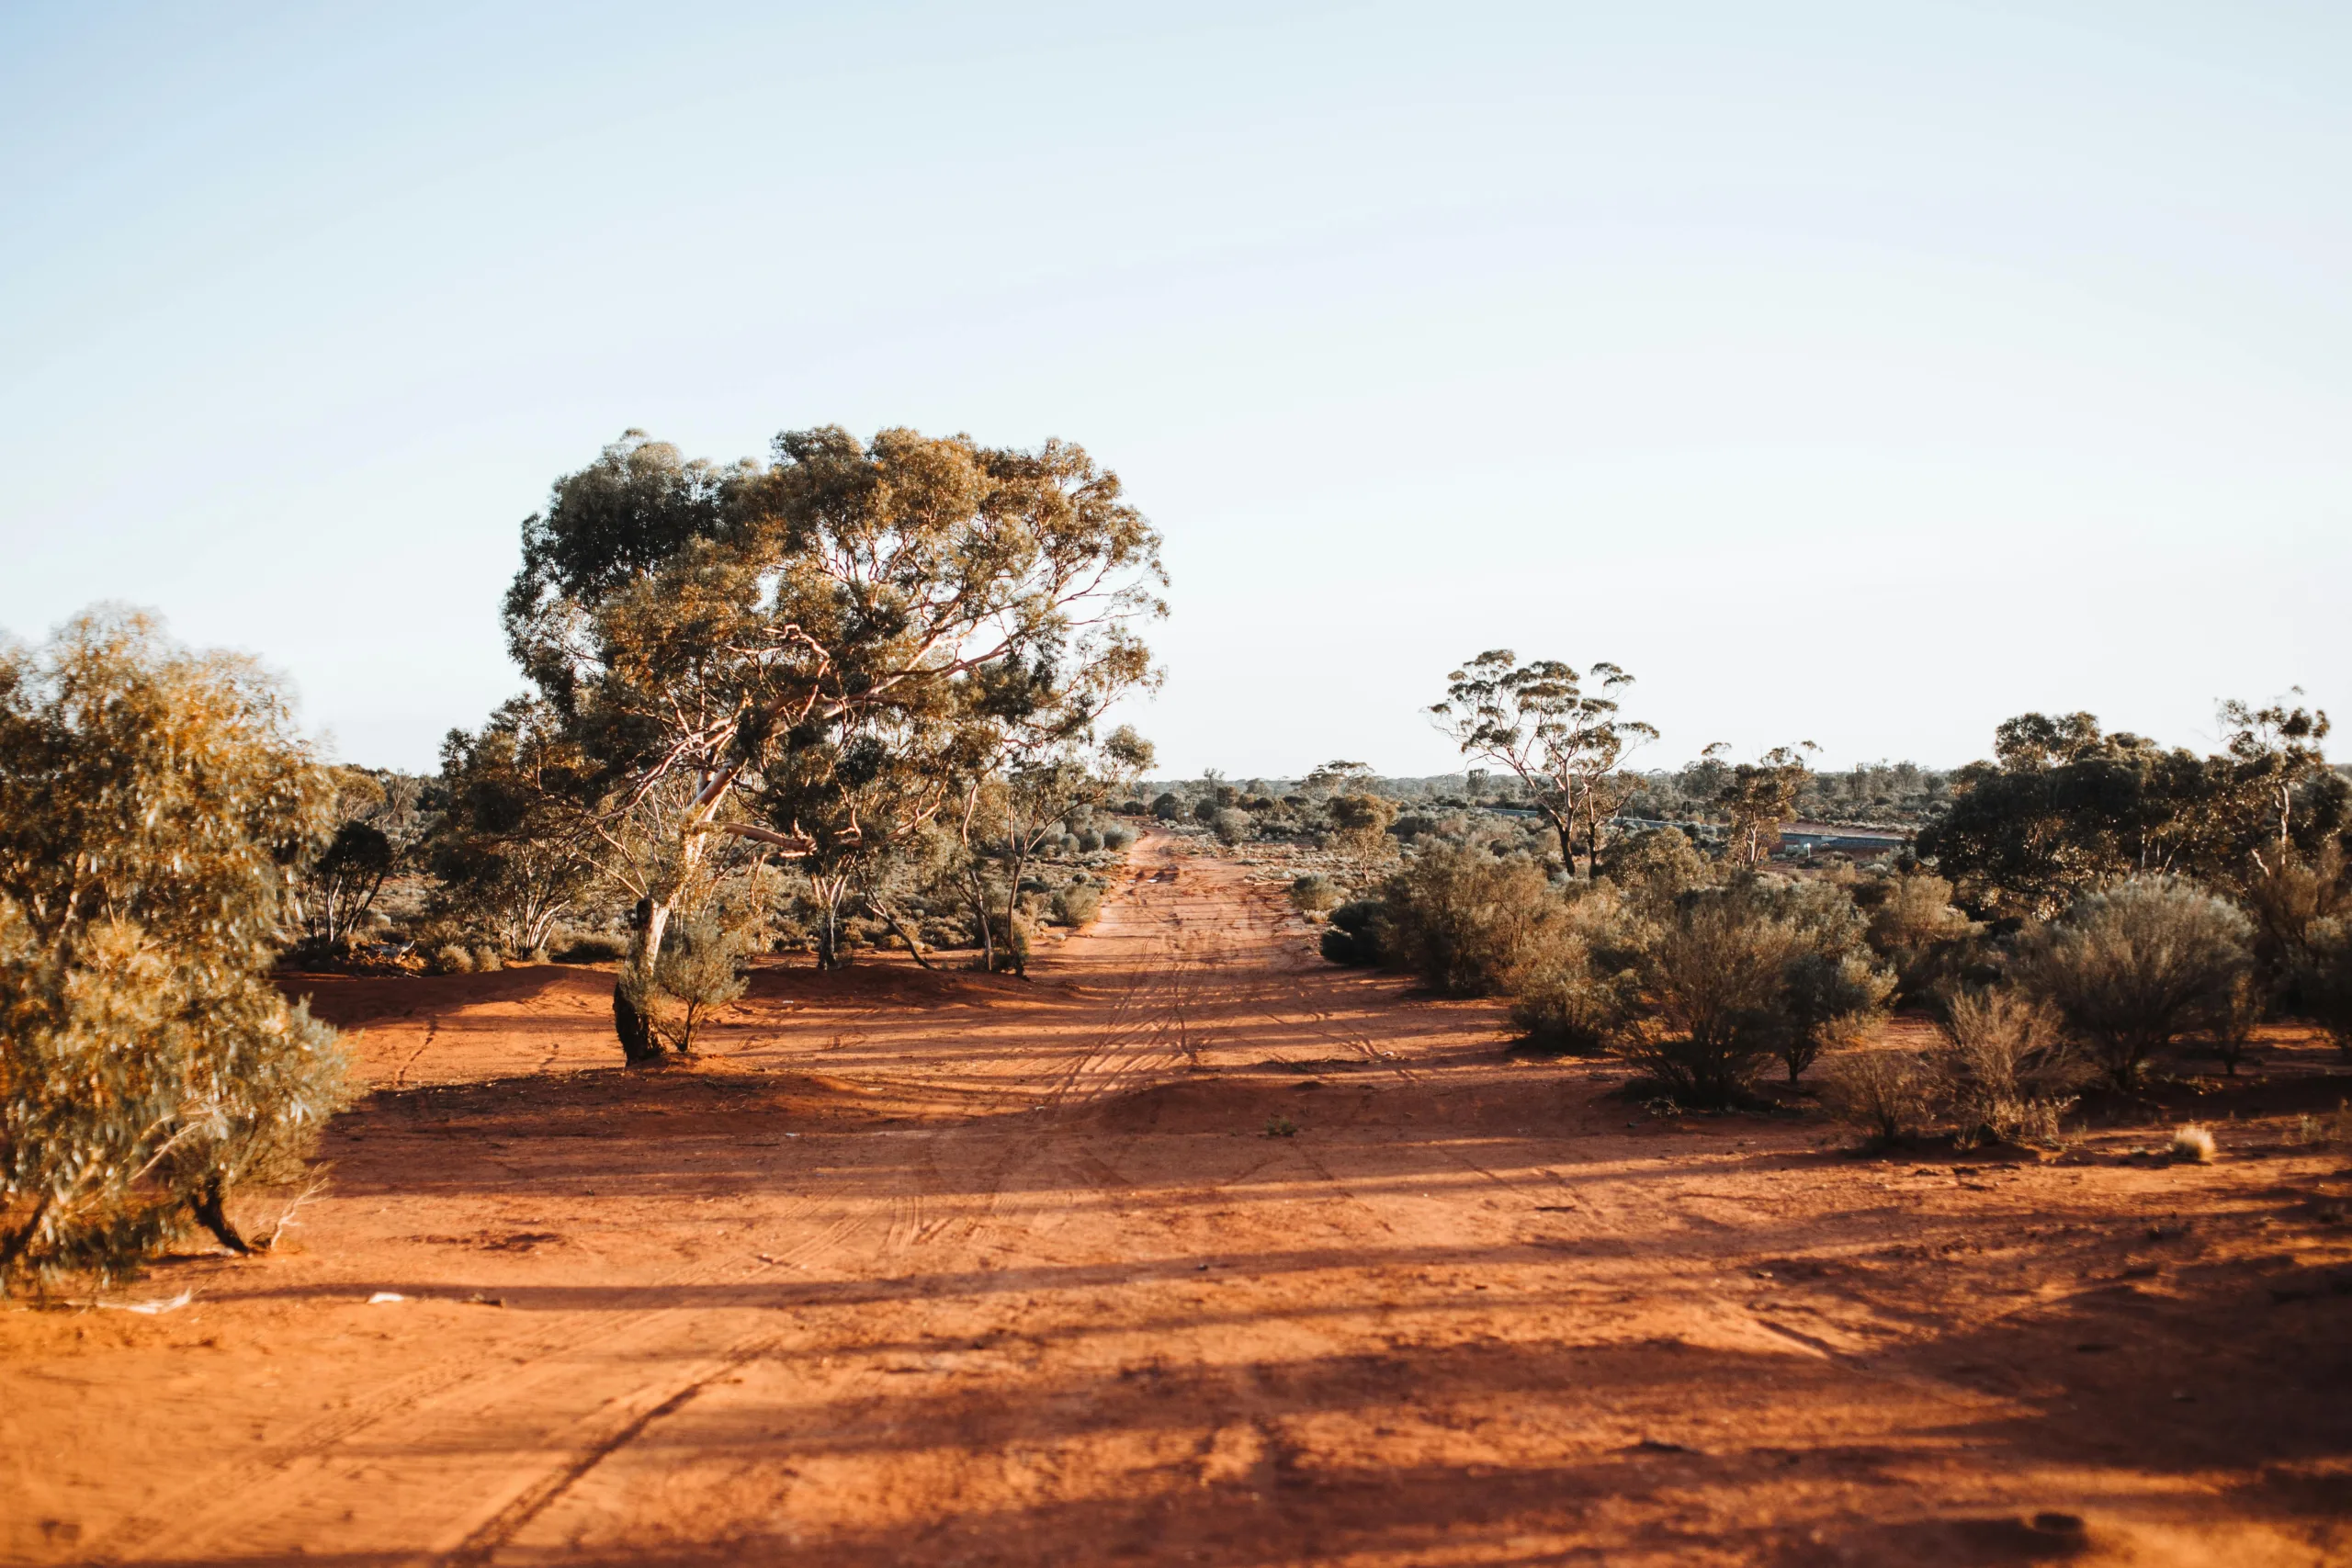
[1622,893,1801,1105]
[1377,843,1573,998]
[1288,874,1342,914]
[1050,883,1102,929]
[2023,877,2254,1088]
[552,931,628,964]
[1820,1051,1939,1146]
[0,610,353,1287]
[2171,1124,2216,1163]
[1860,870,1981,1003]
[1934,987,2090,1147]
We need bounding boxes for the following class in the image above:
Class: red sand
[5,832,2349,1565]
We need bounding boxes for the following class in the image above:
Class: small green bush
[2024,877,2253,1088]
[1379,843,1573,998]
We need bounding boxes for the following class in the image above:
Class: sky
[2,2,2346,779]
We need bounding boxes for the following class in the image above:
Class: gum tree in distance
[1430,653,1657,877]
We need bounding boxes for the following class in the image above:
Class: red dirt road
[6,834,2351,1565]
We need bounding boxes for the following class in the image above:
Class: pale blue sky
[3,2,2346,777]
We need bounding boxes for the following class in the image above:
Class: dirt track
[6,832,2351,1565]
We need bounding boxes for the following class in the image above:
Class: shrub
[624,918,750,1054]
[1780,949,1895,1083]
[2023,877,2254,1088]
[1932,987,2089,1146]
[1820,1051,1938,1147]
[1151,793,1183,821]
[2292,916,2352,1055]
[1288,874,1342,914]
[1101,825,1136,852]
[1510,956,1629,1054]
[1320,900,1386,966]
[2170,1124,2216,1163]
[1860,871,1980,1004]
[470,944,504,974]
[1378,845,1577,997]
[1192,797,1221,827]
[2211,974,2264,1077]
[553,931,629,964]
[1328,794,1399,862]
[1210,807,1253,846]
[0,610,353,1285]
[1623,892,1801,1104]
[1603,828,1713,919]
[1076,829,1103,852]
[1051,884,1102,928]
[428,942,475,975]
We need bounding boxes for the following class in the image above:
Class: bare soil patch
[6,833,2349,1565]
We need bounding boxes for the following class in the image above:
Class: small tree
[627,917,750,1055]
[0,610,352,1284]
[429,698,598,958]
[1327,793,1399,866]
[2216,692,2333,870]
[1430,654,1656,877]
[2023,877,2253,1089]
[1711,742,1819,866]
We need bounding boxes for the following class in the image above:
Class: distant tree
[1921,713,2230,921]
[1710,742,1818,866]
[0,610,352,1283]
[2216,692,2337,872]
[428,698,599,958]
[1430,654,1656,877]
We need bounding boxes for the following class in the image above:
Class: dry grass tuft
[2170,1123,2217,1164]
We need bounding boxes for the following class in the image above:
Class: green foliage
[620,918,751,1055]
[1151,792,1182,821]
[1375,844,1573,998]
[1620,877,1891,1104]
[1319,900,1387,966]
[1855,870,1980,1004]
[428,698,596,958]
[0,610,353,1286]
[1602,827,1713,919]
[2022,876,2254,1088]
[2293,916,2352,1055]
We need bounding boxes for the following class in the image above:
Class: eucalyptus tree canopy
[1430,653,1656,876]
[502,425,1165,1057]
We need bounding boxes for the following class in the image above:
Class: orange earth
[5,831,2350,1566]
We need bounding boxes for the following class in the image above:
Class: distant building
[1776,820,1912,856]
